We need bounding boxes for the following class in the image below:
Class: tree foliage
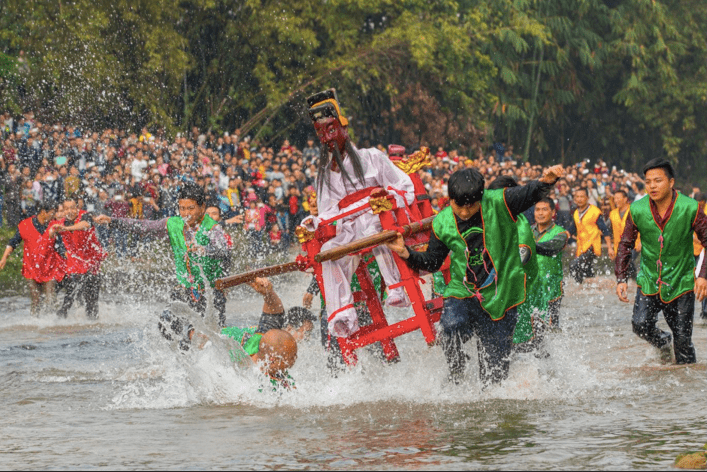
[0,0,705,180]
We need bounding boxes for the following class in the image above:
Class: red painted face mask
[313,117,348,154]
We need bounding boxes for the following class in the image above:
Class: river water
[1,275,705,469]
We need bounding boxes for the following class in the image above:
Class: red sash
[337,186,380,209]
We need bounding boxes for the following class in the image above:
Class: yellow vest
[574,205,602,257]
[609,207,640,254]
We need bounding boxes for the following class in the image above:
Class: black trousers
[569,250,597,284]
[548,297,562,327]
[632,289,696,364]
[58,273,100,319]
[440,297,518,386]
[158,286,227,343]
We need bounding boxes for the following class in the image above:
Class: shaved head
[256,329,298,376]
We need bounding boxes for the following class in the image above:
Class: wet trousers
[632,289,696,364]
[58,273,101,319]
[548,297,562,328]
[569,250,597,284]
[440,297,518,386]
[158,286,227,344]
[28,279,57,317]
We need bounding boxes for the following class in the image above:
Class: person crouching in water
[387,165,565,386]
[94,182,231,335]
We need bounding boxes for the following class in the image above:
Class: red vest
[18,217,66,283]
[61,210,107,275]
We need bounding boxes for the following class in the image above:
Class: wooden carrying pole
[214,261,302,291]
[214,216,434,290]
[314,216,434,263]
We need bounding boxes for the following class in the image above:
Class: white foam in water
[107,304,629,411]
[3,276,685,412]
[0,296,154,331]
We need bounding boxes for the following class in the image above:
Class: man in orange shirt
[568,187,613,283]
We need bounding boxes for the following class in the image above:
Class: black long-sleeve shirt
[405,180,554,286]
[533,223,569,257]
[616,191,707,283]
[306,276,320,295]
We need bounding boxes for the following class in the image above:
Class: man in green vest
[486,176,540,348]
[486,180,568,347]
[95,182,231,342]
[527,197,569,331]
[387,165,565,385]
[616,158,707,364]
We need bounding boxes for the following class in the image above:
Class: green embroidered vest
[517,214,538,287]
[513,223,566,344]
[631,192,698,302]
[166,215,224,290]
[534,223,566,304]
[514,214,539,344]
[432,189,526,320]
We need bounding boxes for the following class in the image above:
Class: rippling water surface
[1,276,705,469]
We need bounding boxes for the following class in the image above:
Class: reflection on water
[0,278,706,469]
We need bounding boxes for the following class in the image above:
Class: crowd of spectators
[1,111,699,258]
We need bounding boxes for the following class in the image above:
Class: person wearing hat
[94,182,231,332]
[302,89,415,338]
[0,199,66,316]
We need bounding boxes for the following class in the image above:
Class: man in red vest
[0,200,66,316]
[51,197,107,319]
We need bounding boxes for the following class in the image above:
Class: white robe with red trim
[304,145,415,337]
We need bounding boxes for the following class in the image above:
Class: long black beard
[316,140,366,193]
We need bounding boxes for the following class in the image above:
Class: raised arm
[536,231,569,257]
[249,277,287,333]
[503,165,565,218]
[51,212,95,235]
